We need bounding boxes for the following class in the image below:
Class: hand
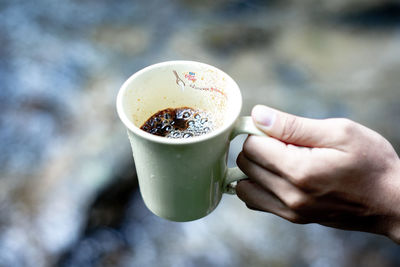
[236,105,400,243]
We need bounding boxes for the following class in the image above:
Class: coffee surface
[140,107,213,138]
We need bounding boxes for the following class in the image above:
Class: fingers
[251,105,339,147]
[241,135,314,187]
[236,180,307,224]
[237,152,309,208]
[237,152,367,223]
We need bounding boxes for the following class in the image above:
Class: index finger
[242,135,313,181]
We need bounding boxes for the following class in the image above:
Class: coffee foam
[140,107,214,138]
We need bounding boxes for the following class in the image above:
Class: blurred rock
[85,163,138,231]
[334,2,400,29]
[177,0,276,12]
[177,0,225,10]
[202,23,275,55]
[92,25,151,56]
[289,0,397,14]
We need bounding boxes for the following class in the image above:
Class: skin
[236,105,400,243]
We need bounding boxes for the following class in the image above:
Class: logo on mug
[185,72,197,82]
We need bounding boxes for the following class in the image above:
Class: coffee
[140,107,214,138]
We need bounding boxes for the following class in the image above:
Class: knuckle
[289,168,311,189]
[335,118,359,141]
[286,194,311,211]
[284,152,316,190]
[281,115,299,141]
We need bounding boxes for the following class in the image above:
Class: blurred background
[1,0,400,266]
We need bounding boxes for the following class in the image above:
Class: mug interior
[117,61,242,142]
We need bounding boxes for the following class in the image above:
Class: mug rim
[116,60,243,145]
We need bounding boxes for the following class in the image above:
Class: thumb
[251,105,330,147]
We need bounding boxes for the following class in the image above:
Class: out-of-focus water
[1,0,400,266]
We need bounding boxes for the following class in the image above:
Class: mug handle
[223,116,267,194]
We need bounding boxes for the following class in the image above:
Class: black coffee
[140,107,214,138]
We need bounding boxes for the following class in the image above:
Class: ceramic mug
[116,60,264,221]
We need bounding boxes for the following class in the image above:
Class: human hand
[236,105,400,243]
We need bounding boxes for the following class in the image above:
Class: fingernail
[252,105,276,128]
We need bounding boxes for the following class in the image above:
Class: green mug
[117,61,264,221]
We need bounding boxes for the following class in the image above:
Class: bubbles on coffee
[140,107,214,138]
